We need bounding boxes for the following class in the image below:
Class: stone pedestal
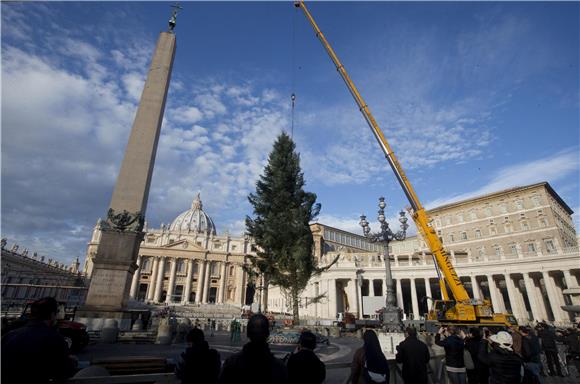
[381,304,404,332]
[100,319,119,343]
[377,331,406,360]
[84,230,143,310]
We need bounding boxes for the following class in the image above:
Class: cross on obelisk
[83,13,178,315]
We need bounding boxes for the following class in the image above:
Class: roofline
[427,182,574,215]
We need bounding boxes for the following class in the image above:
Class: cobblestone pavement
[76,332,579,384]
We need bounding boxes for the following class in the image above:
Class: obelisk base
[380,304,404,333]
[79,229,143,330]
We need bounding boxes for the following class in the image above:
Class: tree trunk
[292,286,300,325]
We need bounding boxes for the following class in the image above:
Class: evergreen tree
[246,132,323,324]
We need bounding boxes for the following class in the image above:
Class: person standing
[521,326,543,384]
[218,314,287,384]
[464,328,489,384]
[287,331,326,384]
[435,326,466,384]
[1,297,77,384]
[538,324,563,376]
[175,328,221,384]
[349,330,390,384]
[478,331,523,384]
[564,327,580,378]
[395,327,430,384]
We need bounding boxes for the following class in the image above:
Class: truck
[294,1,517,332]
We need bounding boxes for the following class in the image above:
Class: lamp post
[359,197,409,332]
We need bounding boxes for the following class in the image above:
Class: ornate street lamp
[359,197,409,332]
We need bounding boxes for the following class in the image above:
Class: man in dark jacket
[520,327,542,384]
[396,327,430,384]
[218,314,288,384]
[435,326,466,384]
[538,324,563,376]
[287,330,326,384]
[1,297,77,384]
[464,328,489,384]
[176,328,221,384]
[564,328,580,378]
[478,331,523,384]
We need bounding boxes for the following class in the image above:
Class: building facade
[1,241,87,309]
[84,182,579,325]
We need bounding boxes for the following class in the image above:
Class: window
[527,243,536,253]
[469,211,477,220]
[515,200,524,210]
[435,219,441,227]
[522,222,529,231]
[229,265,235,276]
[485,207,492,217]
[504,224,512,233]
[461,232,468,241]
[449,234,455,242]
[532,196,541,207]
[540,219,548,227]
[478,248,485,258]
[445,216,452,225]
[537,209,543,216]
[457,214,464,223]
[494,246,502,256]
[490,226,497,235]
[489,219,495,225]
[475,229,482,239]
[545,240,556,253]
[141,258,150,272]
[510,244,517,254]
[500,204,508,214]
[504,216,510,223]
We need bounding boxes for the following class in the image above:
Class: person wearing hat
[478,331,524,384]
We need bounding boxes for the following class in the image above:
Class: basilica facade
[84,182,580,325]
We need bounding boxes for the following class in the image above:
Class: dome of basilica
[169,193,217,235]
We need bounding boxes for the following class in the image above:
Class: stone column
[425,278,433,311]
[357,278,364,319]
[153,257,166,303]
[523,273,544,321]
[410,278,420,320]
[564,270,578,288]
[471,275,481,300]
[235,265,245,306]
[505,274,525,321]
[183,259,194,304]
[487,275,504,313]
[130,255,142,299]
[218,262,227,304]
[147,257,160,301]
[195,260,205,304]
[166,258,178,303]
[328,279,337,319]
[542,271,568,322]
[350,279,360,317]
[396,279,403,310]
[202,261,211,303]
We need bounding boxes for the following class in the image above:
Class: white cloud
[426,149,580,209]
[172,106,204,124]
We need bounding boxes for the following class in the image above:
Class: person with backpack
[349,330,390,384]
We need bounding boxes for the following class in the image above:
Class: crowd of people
[393,323,580,384]
[2,296,579,384]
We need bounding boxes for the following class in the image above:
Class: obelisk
[83,25,176,315]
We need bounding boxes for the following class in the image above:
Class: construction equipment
[294,1,517,331]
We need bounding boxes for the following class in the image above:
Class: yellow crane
[294,0,517,331]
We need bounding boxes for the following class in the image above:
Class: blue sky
[1,1,578,265]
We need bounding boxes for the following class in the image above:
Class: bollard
[156,318,173,345]
[101,319,119,344]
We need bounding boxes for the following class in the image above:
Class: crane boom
[295,0,470,302]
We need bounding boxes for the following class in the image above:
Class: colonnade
[327,269,578,325]
[129,256,246,306]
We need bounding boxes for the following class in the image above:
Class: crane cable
[290,4,297,138]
